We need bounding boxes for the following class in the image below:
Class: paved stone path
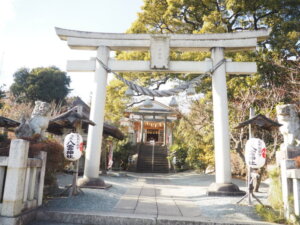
[110,172,266,222]
[113,175,201,217]
[29,171,274,225]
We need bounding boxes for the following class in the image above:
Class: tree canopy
[10,67,71,104]
[105,0,300,170]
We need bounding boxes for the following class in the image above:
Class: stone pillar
[207,47,244,196]
[141,115,144,143]
[211,47,231,184]
[281,159,295,218]
[79,46,109,187]
[293,178,300,216]
[37,151,47,206]
[164,116,167,145]
[1,139,29,216]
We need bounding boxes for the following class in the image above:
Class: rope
[96,57,226,97]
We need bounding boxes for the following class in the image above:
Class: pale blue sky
[0,0,143,101]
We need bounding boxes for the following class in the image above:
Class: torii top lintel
[55,27,270,52]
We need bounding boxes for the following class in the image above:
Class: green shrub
[113,138,135,170]
[255,205,286,224]
[268,167,284,212]
[170,144,188,170]
[255,167,287,224]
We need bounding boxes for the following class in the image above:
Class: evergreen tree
[10,67,71,104]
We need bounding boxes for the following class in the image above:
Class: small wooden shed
[235,114,281,131]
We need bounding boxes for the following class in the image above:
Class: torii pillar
[207,47,240,195]
[77,46,110,187]
[56,27,269,193]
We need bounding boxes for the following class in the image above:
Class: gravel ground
[164,172,268,222]
[43,172,138,212]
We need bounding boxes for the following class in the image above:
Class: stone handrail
[281,159,300,220]
[0,139,47,222]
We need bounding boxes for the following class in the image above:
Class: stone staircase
[137,144,170,173]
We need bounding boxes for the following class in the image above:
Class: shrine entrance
[124,100,179,146]
[146,129,159,142]
[56,27,269,196]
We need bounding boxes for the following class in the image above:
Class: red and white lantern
[64,133,84,161]
[245,138,267,169]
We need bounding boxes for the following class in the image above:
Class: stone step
[137,160,168,164]
[138,165,169,168]
[137,144,170,173]
[28,221,76,225]
[31,210,274,225]
[34,210,156,225]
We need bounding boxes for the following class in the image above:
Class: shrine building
[123,100,180,146]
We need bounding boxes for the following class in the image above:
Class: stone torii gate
[56,27,269,195]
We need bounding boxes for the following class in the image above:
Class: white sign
[64,133,83,161]
[245,138,267,169]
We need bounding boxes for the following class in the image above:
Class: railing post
[1,139,29,216]
[37,151,47,206]
[293,178,300,216]
[281,159,296,219]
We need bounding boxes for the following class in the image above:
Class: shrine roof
[0,116,20,128]
[47,100,124,140]
[235,114,281,131]
[126,100,179,116]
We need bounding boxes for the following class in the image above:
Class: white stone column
[84,46,109,179]
[2,139,29,216]
[211,47,231,184]
[293,178,300,216]
[37,151,47,206]
[281,160,295,218]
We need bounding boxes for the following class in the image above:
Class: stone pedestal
[77,177,111,189]
[207,183,245,196]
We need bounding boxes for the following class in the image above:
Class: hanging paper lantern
[64,133,83,161]
[245,138,267,169]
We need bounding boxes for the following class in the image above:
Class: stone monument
[16,101,51,139]
[276,104,300,158]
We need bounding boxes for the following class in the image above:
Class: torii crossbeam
[56,27,269,195]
